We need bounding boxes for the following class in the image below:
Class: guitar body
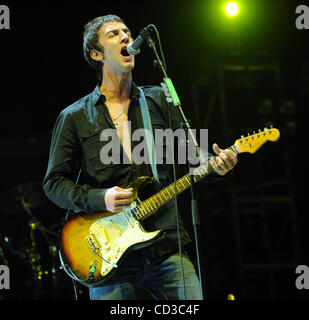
[60,176,164,287]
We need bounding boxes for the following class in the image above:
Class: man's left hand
[210,143,238,176]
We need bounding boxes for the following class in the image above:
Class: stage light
[225,2,239,17]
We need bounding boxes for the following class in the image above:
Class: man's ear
[90,49,104,62]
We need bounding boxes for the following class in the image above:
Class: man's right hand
[104,186,133,213]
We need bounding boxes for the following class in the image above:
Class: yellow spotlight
[225,2,239,17]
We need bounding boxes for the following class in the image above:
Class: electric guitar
[60,128,280,287]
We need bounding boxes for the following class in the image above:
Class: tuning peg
[264,127,268,131]
[270,124,273,128]
[253,131,256,134]
[258,129,261,132]
[241,135,244,138]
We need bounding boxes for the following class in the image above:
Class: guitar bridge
[85,233,101,253]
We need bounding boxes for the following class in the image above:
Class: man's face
[97,21,135,74]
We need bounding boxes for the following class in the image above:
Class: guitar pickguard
[85,201,162,276]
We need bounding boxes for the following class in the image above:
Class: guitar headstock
[234,127,280,154]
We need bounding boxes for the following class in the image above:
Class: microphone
[88,260,97,281]
[127,27,150,56]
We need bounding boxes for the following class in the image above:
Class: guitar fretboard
[132,145,238,220]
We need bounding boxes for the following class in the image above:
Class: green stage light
[225,2,239,17]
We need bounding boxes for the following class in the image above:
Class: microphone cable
[167,101,187,300]
[161,66,186,299]
[149,23,187,300]
[146,24,167,74]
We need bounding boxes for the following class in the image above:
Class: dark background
[0,0,308,300]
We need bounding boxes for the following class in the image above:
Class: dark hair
[83,14,125,82]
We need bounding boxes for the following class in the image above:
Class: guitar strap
[138,87,159,182]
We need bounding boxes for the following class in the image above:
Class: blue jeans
[89,246,202,300]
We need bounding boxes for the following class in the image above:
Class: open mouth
[120,47,130,57]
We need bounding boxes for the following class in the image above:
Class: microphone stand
[146,32,205,299]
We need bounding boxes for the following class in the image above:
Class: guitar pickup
[98,227,109,244]
[112,222,122,235]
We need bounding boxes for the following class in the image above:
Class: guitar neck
[134,145,238,220]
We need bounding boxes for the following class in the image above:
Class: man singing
[43,14,237,300]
